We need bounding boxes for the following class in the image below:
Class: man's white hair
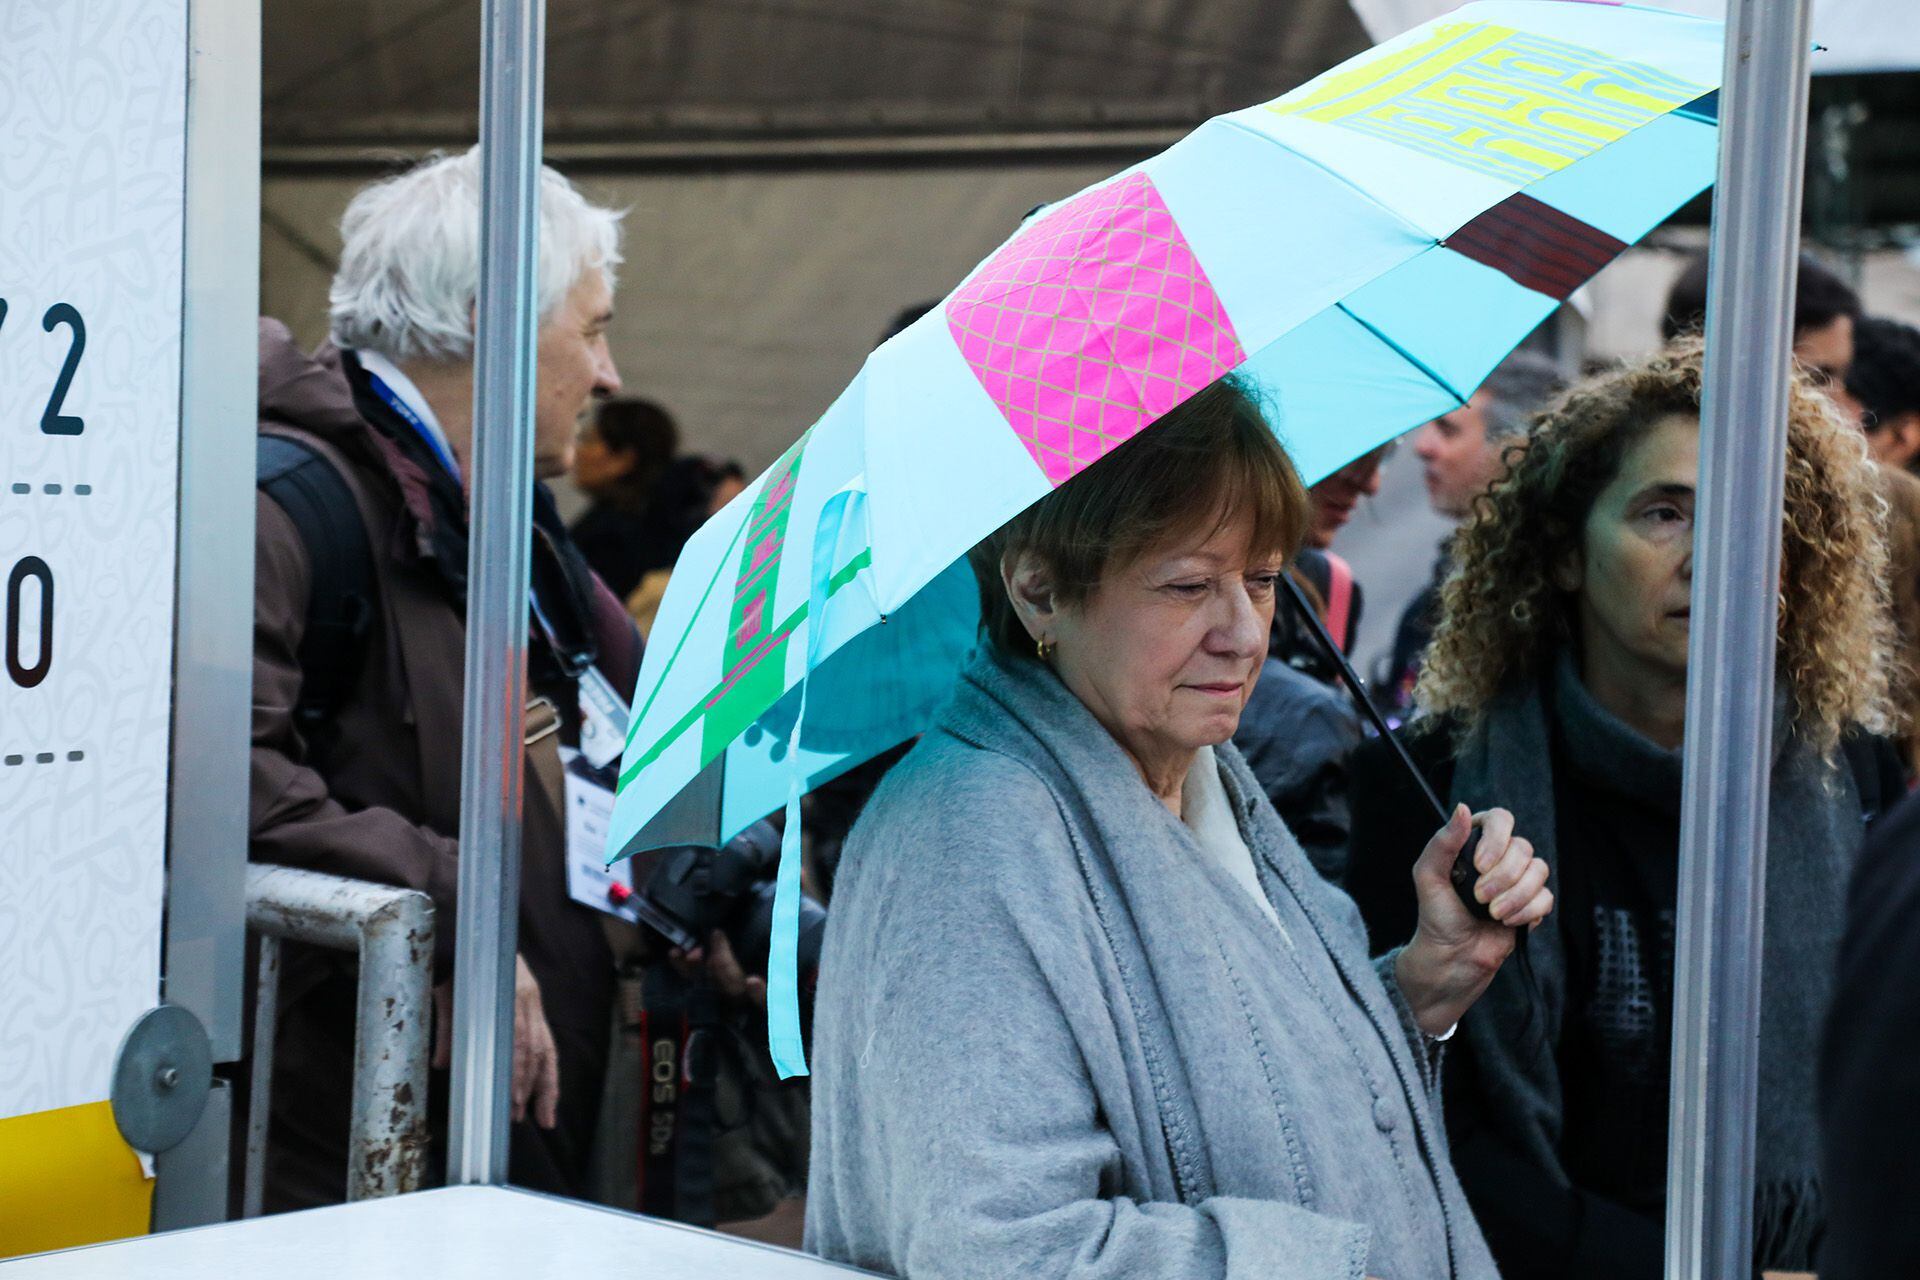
[328,147,623,363]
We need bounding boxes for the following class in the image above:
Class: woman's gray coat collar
[942,645,1426,1072]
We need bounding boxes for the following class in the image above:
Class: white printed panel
[0,1,187,1117]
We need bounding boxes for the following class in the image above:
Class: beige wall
[261,161,1119,485]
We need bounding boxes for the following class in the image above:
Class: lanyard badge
[576,665,630,772]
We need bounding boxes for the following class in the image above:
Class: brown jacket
[250,319,639,1204]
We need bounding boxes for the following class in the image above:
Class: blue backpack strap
[257,433,377,733]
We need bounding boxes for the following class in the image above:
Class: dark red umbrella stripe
[1445,193,1627,301]
[1446,222,1614,297]
[1479,194,1629,273]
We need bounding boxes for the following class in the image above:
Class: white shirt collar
[1181,746,1284,931]
[354,348,459,479]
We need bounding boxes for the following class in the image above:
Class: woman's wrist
[1394,936,1491,1038]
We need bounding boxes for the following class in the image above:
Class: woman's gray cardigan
[804,649,1498,1280]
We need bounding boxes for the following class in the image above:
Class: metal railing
[243,865,434,1213]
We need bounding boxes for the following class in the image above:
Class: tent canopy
[265,0,1370,150]
[267,0,1920,157]
[258,0,1918,478]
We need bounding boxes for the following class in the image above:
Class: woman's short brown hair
[967,376,1311,656]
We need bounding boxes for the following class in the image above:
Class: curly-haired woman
[1344,338,1906,1280]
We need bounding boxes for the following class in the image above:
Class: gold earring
[1036,636,1055,662]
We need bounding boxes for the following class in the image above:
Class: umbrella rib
[1333,298,1468,409]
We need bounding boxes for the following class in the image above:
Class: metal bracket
[111,1003,213,1154]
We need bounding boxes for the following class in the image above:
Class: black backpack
[257,434,377,732]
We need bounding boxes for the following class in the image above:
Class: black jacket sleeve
[1344,729,1449,955]
[1820,789,1920,1280]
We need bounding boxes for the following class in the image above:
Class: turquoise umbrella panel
[1241,307,1465,487]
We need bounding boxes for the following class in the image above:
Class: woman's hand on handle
[1394,804,1553,1037]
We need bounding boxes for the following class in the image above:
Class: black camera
[631,819,828,982]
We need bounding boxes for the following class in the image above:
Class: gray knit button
[1372,1096,1397,1133]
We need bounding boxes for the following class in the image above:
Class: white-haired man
[251,149,638,1208]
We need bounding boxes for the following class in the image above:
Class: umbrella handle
[1276,572,1494,923]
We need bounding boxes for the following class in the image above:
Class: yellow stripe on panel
[1266,23,1512,121]
[1264,21,1703,185]
[0,1101,152,1259]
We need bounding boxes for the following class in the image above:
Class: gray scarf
[1448,654,1858,1270]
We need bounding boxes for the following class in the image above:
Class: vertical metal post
[167,0,259,1080]
[1666,2,1815,1278]
[348,889,436,1199]
[447,0,547,1186]
[155,0,261,1231]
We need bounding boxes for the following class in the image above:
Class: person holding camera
[250,149,639,1207]
[805,378,1552,1280]
[597,818,825,1233]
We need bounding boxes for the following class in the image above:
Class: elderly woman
[1346,340,1903,1280]
[805,378,1552,1280]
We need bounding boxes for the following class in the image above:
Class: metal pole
[349,889,437,1198]
[153,0,261,1230]
[1666,2,1815,1278]
[447,0,547,1186]
[168,0,258,1072]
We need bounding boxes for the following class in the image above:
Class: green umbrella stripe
[619,545,875,789]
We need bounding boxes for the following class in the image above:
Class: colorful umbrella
[608,0,1725,1075]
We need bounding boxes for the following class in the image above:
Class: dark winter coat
[1820,788,1920,1279]
[1347,660,1901,1280]
[1233,657,1362,881]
